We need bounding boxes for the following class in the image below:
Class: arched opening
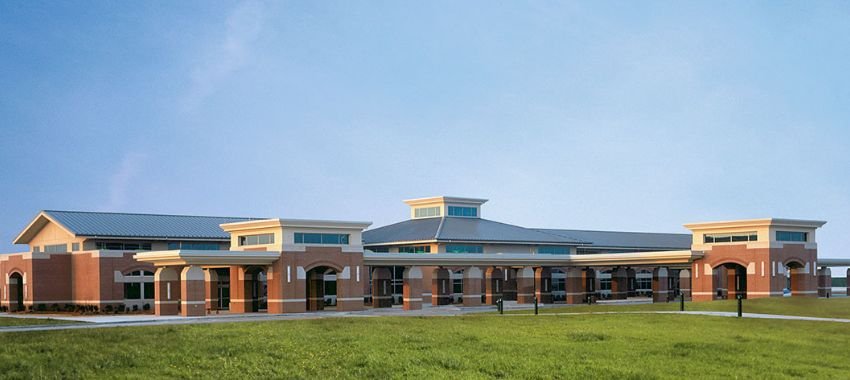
[8,272,23,312]
[245,267,267,312]
[635,269,652,297]
[551,268,566,303]
[785,260,808,297]
[713,263,747,300]
[306,266,337,311]
[598,269,612,300]
[450,268,463,304]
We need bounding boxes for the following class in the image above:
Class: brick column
[371,267,393,308]
[204,269,218,312]
[228,266,248,313]
[566,267,592,304]
[431,268,451,306]
[484,267,504,305]
[534,267,553,304]
[790,265,817,297]
[402,266,423,310]
[652,267,669,303]
[336,265,365,312]
[626,268,636,297]
[516,267,535,304]
[154,267,180,316]
[462,266,483,306]
[610,267,628,300]
[817,267,831,298]
[679,269,692,300]
[180,266,206,317]
[846,268,850,298]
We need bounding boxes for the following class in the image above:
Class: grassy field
[0,317,81,327]
[1,312,850,378]
[516,297,850,319]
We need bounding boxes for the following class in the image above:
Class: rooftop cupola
[403,196,488,220]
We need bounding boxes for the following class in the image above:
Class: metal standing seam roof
[535,229,692,250]
[362,217,588,245]
[42,210,261,240]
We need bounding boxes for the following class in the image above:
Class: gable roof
[535,229,692,250]
[14,210,260,244]
[362,217,587,246]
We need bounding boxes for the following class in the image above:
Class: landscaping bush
[50,303,60,312]
[142,303,151,311]
[132,305,139,312]
[104,305,113,313]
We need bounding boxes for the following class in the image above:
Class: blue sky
[1,1,849,256]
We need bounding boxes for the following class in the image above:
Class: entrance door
[218,282,230,310]
[9,273,23,312]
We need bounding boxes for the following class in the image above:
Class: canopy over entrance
[133,250,281,267]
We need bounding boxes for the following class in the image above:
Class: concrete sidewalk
[4,299,848,333]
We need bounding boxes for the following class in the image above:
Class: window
[123,270,154,300]
[636,277,651,291]
[95,242,152,251]
[777,231,808,242]
[447,206,477,217]
[398,245,431,253]
[32,246,40,253]
[368,246,390,253]
[71,243,80,252]
[445,244,483,253]
[167,242,221,250]
[600,278,612,291]
[293,233,350,245]
[414,207,441,218]
[44,244,68,253]
[537,246,570,255]
[239,233,275,246]
[703,232,758,244]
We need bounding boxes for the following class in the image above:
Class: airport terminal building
[0,196,839,316]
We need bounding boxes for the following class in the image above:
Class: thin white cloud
[104,152,148,211]
[182,0,265,111]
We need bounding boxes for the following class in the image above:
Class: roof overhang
[363,250,702,267]
[817,258,850,267]
[403,196,488,207]
[134,250,281,266]
[684,218,827,231]
[221,218,372,232]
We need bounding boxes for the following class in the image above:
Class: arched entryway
[8,272,24,312]
[551,268,566,303]
[244,267,267,312]
[785,260,811,297]
[306,266,337,311]
[713,263,747,300]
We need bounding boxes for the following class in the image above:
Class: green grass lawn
[519,297,850,319]
[1,313,850,378]
[0,316,81,327]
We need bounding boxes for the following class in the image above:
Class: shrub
[105,305,113,313]
[50,303,60,312]
[142,303,151,311]
[132,304,139,312]
[118,304,126,312]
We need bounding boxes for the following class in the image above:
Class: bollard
[498,298,503,314]
[737,294,743,318]
[827,292,831,299]
[534,296,538,315]
[679,291,685,312]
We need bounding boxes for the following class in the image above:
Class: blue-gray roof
[535,229,692,250]
[43,210,260,240]
[363,217,587,245]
